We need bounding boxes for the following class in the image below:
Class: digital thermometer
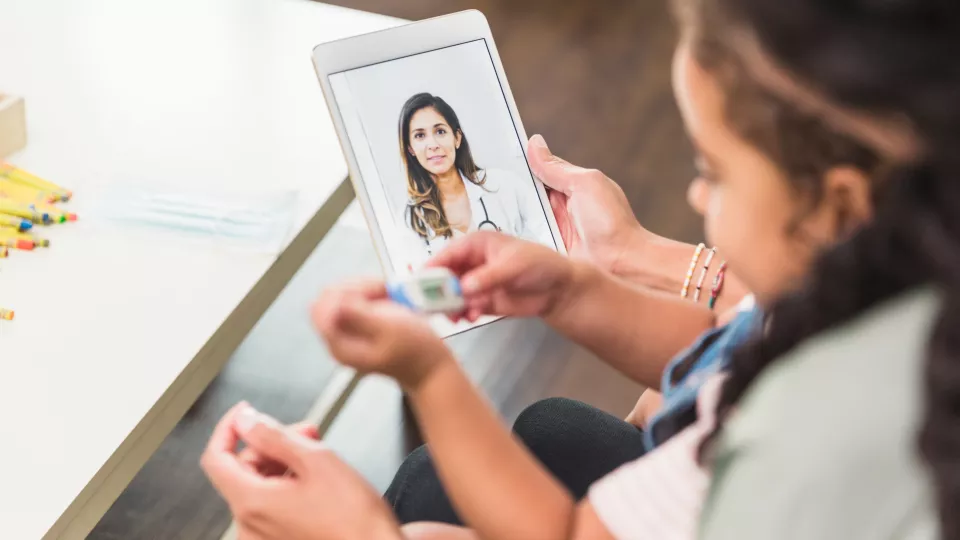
[387,267,465,314]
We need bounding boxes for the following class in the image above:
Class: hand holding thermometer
[387,267,466,314]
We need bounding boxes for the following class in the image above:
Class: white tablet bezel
[311,10,567,288]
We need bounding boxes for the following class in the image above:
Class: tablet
[312,10,566,337]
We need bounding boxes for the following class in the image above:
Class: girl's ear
[816,166,874,240]
[408,145,416,157]
[686,176,711,217]
[455,130,462,150]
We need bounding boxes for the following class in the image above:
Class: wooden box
[0,93,26,159]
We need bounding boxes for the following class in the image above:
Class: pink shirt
[587,375,725,540]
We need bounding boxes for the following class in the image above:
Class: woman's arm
[435,233,716,390]
[611,229,750,315]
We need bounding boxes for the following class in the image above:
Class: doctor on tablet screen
[398,93,549,268]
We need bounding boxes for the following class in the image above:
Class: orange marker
[0,230,45,248]
[0,237,34,250]
[0,309,13,321]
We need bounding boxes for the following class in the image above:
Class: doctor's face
[408,107,462,177]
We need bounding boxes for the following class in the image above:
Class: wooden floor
[91,1,700,538]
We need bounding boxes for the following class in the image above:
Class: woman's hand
[624,389,663,430]
[529,135,651,275]
[428,231,586,323]
[201,403,402,540]
[311,280,454,390]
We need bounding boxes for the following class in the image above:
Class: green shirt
[700,288,941,540]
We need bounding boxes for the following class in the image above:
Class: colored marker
[0,238,34,250]
[28,203,76,223]
[0,198,49,223]
[0,229,47,247]
[0,214,31,232]
[0,163,71,201]
[0,246,7,258]
[0,232,35,250]
[29,235,50,248]
[0,178,58,204]
[0,309,13,321]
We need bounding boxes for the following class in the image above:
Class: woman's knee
[512,397,645,459]
[384,444,434,506]
[385,444,462,525]
[511,397,594,450]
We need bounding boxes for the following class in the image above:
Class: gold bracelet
[681,243,706,299]
[693,247,717,302]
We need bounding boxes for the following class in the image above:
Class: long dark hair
[684,0,960,535]
[399,93,485,241]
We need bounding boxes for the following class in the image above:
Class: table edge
[43,178,355,540]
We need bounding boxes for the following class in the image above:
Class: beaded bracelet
[681,243,706,299]
[693,247,717,303]
[708,261,728,310]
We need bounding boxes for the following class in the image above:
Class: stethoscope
[421,197,500,255]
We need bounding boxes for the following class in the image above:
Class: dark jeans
[384,397,647,525]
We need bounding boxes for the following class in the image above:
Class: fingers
[527,135,583,194]
[336,299,416,339]
[234,406,318,477]
[312,279,387,337]
[459,250,521,296]
[201,402,259,495]
[548,189,573,241]
[236,422,320,476]
[336,300,383,337]
[296,422,321,440]
[426,231,502,276]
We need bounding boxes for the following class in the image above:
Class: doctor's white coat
[400,168,552,269]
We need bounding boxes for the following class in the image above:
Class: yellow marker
[29,202,77,223]
[0,214,31,232]
[0,229,48,248]
[0,178,57,204]
[0,309,14,321]
[0,228,42,247]
[0,163,71,201]
[0,198,47,223]
[0,246,8,258]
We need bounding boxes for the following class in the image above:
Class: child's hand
[428,231,578,322]
[311,280,453,390]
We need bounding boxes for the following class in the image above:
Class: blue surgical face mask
[94,184,299,254]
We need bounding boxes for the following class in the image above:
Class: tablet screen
[329,39,558,277]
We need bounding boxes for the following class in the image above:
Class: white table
[0,1,401,538]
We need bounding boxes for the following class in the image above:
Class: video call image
[330,39,557,276]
